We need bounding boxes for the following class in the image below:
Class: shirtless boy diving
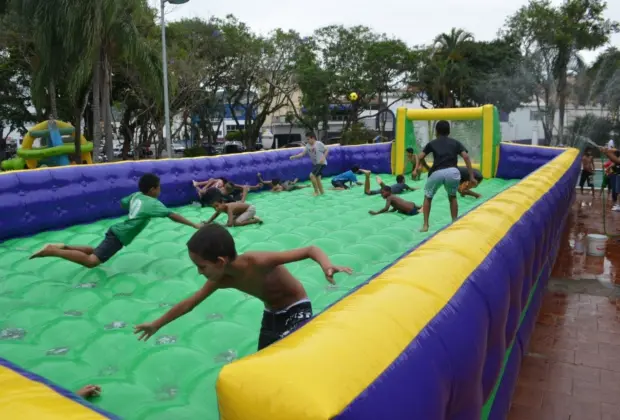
[134,223,352,350]
[368,185,421,216]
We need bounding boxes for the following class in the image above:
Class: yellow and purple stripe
[217,144,580,419]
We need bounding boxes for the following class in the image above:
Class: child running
[362,170,416,195]
[330,165,363,190]
[458,167,483,199]
[30,174,202,268]
[133,223,352,350]
[257,173,309,192]
[368,185,421,216]
[289,131,328,196]
[202,188,263,227]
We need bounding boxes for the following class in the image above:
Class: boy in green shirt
[30,173,202,268]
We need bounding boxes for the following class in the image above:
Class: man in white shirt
[290,131,329,196]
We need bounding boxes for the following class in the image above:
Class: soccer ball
[349,92,358,101]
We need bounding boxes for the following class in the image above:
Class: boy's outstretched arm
[169,213,202,229]
[134,280,219,341]
[250,246,352,284]
[204,210,221,224]
[369,198,392,215]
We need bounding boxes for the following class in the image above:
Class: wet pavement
[508,192,620,420]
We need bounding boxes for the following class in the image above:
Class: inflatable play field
[0,106,580,420]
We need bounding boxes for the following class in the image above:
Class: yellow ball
[349,92,358,101]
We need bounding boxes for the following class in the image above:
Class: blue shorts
[408,207,419,216]
[424,167,461,198]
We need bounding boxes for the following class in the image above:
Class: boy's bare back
[211,252,308,311]
[388,195,416,214]
[224,201,250,216]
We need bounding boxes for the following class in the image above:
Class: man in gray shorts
[290,131,328,196]
[416,120,476,232]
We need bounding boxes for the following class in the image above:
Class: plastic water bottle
[575,233,585,254]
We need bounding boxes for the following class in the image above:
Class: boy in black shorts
[580,149,595,196]
[361,170,416,195]
[290,131,328,196]
[30,173,202,268]
[256,173,309,192]
[134,224,352,350]
[458,167,483,199]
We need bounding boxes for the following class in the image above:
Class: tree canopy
[0,0,619,159]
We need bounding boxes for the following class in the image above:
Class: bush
[341,123,379,145]
[183,146,208,158]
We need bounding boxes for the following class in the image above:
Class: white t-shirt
[607,139,615,149]
[305,141,327,165]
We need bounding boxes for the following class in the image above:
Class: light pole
[160,0,189,158]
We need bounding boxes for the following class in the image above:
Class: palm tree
[16,0,68,117]
[63,0,160,161]
[433,28,474,60]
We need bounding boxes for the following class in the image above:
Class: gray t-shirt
[306,141,327,165]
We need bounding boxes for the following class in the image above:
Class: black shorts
[331,179,349,189]
[93,229,124,263]
[579,170,594,188]
[222,191,241,203]
[258,300,313,350]
[311,164,325,177]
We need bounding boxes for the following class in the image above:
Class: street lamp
[161,0,189,158]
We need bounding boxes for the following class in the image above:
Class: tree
[506,0,619,143]
[225,25,302,149]
[588,47,620,118]
[567,113,616,146]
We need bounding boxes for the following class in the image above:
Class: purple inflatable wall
[333,145,580,420]
[0,143,391,242]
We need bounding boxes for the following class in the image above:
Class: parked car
[223,140,245,154]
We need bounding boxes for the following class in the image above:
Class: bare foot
[375,176,383,185]
[254,217,264,225]
[292,178,299,184]
[419,225,429,233]
[360,169,371,175]
[192,180,198,187]
[313,191,319,196]
[29,243,65,259]
[76,385,101,399]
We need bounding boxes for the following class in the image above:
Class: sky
[155,0,620,64]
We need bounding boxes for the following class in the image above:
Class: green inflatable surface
[0,174,518,419]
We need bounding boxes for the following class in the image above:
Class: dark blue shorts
[331,179,349,189]
[408,207,419,216]
[93,229,124,263]
[311,164,325,177]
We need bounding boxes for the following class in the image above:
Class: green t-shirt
[110,192,171,245]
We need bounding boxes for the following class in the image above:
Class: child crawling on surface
[30,174,202,267]
[369,185,421,216]
[133,223,352,350]
[330,165,363,190]
[194,178,260,205]
[202,188,263,227]
[458,167,483,199]
[257,173,309,192]
[361,170,416,195]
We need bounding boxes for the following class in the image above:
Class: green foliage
[341,123,378,145]
[225,130,245,141]
[567,114,618,146]
[183,145,208,157]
